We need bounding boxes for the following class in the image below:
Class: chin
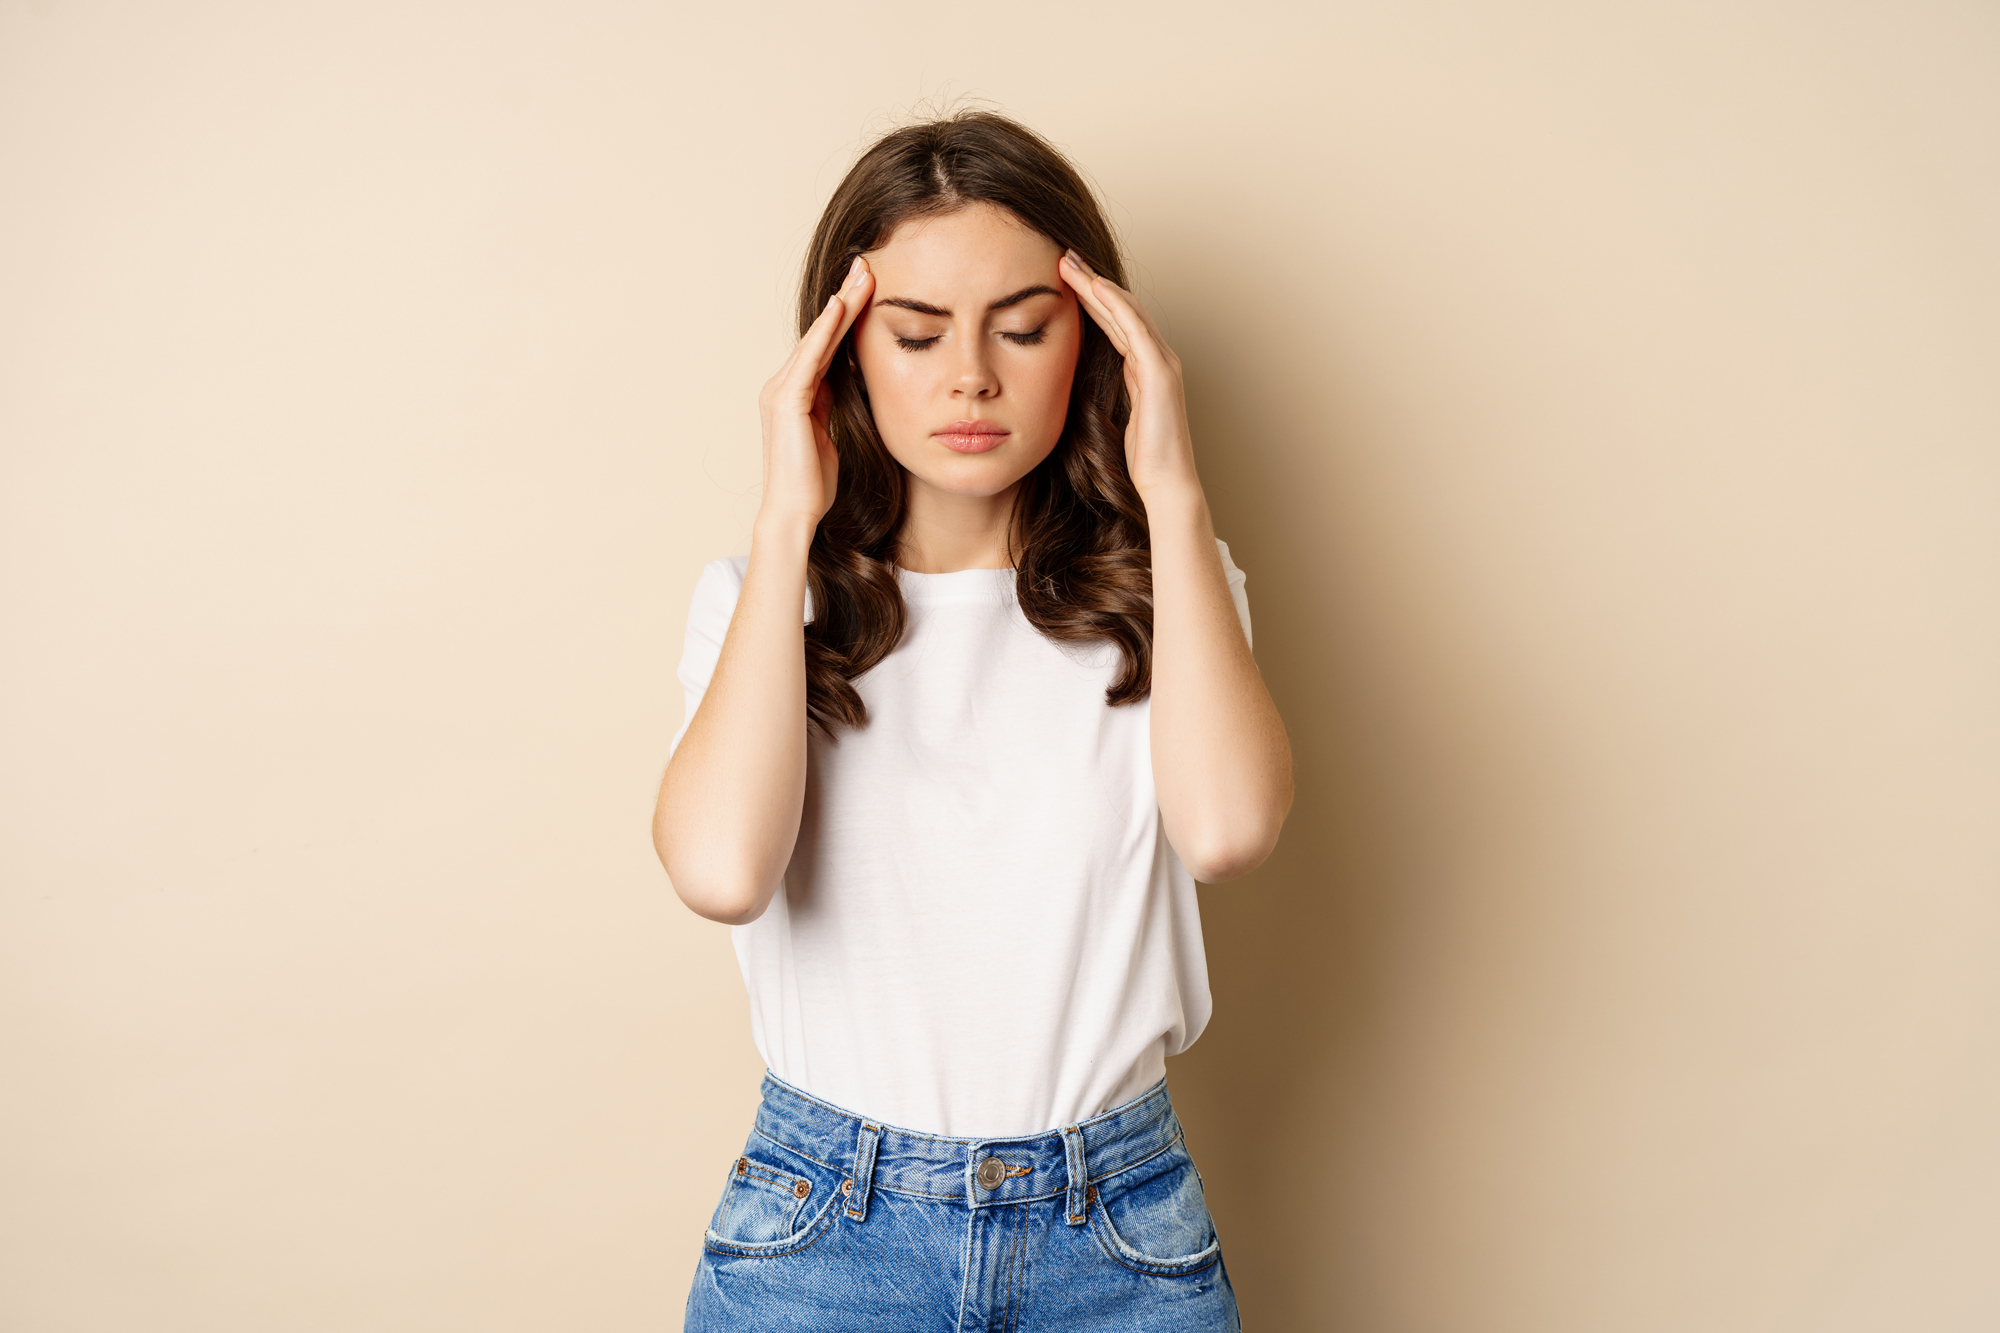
[893,442,1053,498]
[908,465,1032,499]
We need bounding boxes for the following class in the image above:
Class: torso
[674,547,1249,1137]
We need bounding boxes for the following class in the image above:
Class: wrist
[1136,476,1209,524]
[751,509,819,559]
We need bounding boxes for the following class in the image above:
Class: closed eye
[894,326,1047,352]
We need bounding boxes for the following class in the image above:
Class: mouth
[933,421,1011,454]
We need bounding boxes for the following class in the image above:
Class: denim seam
[702,1186,843,1260]
[750,1126,842,1172]
[846,1121,881,1222]
[735,1160,805,1190]
[1003,1202,1027,1333]
[700,1227,832,1261]
[748,1126,1185,1204]
[716,1164,808,1237]
[954,1208,976,1333]
[1086,1127,1187,1187]
[748,1132,975,1201]
[1084,1189,1224,1278]
[1063,1124,1089,1226]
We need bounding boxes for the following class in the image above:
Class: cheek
[1021,334,1083,434]
[855,341,933,432]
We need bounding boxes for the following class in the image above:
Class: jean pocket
[1088,1143,1224,1277]
[708,1152,819,1246]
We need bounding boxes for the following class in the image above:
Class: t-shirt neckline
[893,564,1016,603]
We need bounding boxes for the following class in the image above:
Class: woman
[654,110,1291,1331]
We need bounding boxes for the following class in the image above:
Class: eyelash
[894,328,1047,352]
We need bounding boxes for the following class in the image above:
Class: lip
[933,421,1011,454]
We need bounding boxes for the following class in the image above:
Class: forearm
[653,517,815,923]
[1146,483,1293,882]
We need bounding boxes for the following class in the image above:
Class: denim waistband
[749,1071,1186,1226]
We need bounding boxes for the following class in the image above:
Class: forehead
[868,203,1060,293]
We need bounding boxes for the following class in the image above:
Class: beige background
[3,1,1997,1329]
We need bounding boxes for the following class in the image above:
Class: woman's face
[853,202,1082,502]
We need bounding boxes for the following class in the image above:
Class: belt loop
[846,1121,882,1223]
[1062,1124,1089,1226]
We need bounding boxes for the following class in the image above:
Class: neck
[895,477,1020,573]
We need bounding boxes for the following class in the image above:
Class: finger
[1090,275,1175,375]
[1063,250,1171,354]
[810,256,875,381]
[779,259,870,402]
[1064,252,1174,369]
[771,294,845,407]
[1064,249,1128,352]
[1060,251,1133,356]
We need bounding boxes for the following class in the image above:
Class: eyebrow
[874,284,1062,317]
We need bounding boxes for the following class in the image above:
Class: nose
[950,334,999,400]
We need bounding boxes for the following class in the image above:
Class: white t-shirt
[669,540,1252,1138]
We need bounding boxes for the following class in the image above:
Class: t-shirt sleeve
[1215,538,1253,651]
[668,557,747,759]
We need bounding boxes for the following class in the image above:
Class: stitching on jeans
[845,1122,879,1223]
[717,1159,809,1236]
[1067,1125,1088,1224]
[1084,1189,1223,1278]
[749,1121,1186,1202]
[702,1219,834,1261]
[751,1122,1180,1182]
[736,1160,802,1190]
[748,1127,974,1180]
[703,1187,842,1260]
[1088,1127,1186,1186]
[1003,1203,1027,1333]
[751,1128,841,1173]
[953,1200,976,1332]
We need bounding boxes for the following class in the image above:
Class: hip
[684,1070,1239,1332]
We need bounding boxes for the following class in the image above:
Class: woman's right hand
[655,257,871,924]
[756,255,874,528]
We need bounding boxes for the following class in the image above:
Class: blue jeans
[685,1071,1240,1331]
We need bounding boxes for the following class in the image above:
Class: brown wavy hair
[799,111,1152,733]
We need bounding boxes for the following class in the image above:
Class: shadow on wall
[1157,239,1422,1331]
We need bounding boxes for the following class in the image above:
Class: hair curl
[798,111,1152,733]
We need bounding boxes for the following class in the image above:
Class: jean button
[975,1157,1007,1190]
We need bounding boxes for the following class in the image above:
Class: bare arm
[651,258,875,923]
[1060,251,1294,882]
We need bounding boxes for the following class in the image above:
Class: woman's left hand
[1060,251,1291,883]
[1059,250,1201,505]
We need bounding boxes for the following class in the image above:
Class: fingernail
[1064,248,1091,273]
[846,255,866,284]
